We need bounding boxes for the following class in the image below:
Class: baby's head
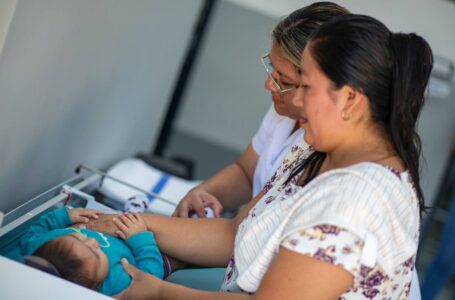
[34,233,109,290]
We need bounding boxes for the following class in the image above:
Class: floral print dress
[220,142,419,299]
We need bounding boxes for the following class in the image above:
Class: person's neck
[291,121,300,134]
[320,128,396,173]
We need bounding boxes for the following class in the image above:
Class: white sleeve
[280,167,418,278]
[251,105,282,156]
[282,225,364,280]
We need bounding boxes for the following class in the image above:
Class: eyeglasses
[260,53,296,94]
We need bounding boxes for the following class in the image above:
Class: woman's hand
[172,189,223,218]
[113,213,147,240]
[114,258,162,300]
[68,208,102,224]
[82,213,120,235]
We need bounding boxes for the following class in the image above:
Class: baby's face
[65,233,109,286]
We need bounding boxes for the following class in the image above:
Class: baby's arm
[19,208,71,256]
[20,208,102,256]
[114,214,165,279]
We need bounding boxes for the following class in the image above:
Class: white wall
[226,0,455,64]
[176,0,275,151]
[176,0,455,205]
[0,0,17,58]
[0,0,202,213]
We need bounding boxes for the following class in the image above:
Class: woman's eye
[282,81,298,88]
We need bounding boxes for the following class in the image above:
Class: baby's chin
[84,264,109,290]
[98,264,110,287]
[92,276,105,290]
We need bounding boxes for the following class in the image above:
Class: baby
[20,207,168,296]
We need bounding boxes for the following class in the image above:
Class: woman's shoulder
[315,162,412,196]
[291,162,418,226]
[284,162,419,278]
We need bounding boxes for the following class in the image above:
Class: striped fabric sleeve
[280,164,418,278]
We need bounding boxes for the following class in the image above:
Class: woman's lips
[299,117,308,125]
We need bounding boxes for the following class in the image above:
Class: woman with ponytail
[173,2,349,219]
[87,14,432,300]
[272,14,432,298]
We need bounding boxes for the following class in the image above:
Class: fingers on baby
[113,213,145,239]
[69,208,103,223]
[81,208,103,218]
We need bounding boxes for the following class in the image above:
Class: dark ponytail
[287,15,433,216]
[388,33,433,214]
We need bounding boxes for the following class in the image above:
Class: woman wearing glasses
[172,2,349,218]
[90,13,432,299]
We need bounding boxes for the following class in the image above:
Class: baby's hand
[113,213,147,240]
[68,208,103,224]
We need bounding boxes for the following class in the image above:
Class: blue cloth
[20,208,164,296]
[421,192,455,300]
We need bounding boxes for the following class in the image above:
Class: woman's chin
[272,102,284,114]
[303,134,314,147]
[273,103,291,117]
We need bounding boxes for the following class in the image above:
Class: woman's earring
[341,110,352,121]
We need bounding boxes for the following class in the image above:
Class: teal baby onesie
[20,208,164,296]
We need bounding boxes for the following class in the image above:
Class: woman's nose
[264,75,278,92]
[291,87,304,108]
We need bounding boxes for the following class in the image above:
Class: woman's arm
[145,190,265,268]
[135,215,237,267]
[254,247,353,299]
[86,190,265,268]
[115,245,353,300]
[114,259,252,300]
[87,214,236,267]
[173,144,258,217]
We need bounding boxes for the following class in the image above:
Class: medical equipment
[90,159,215,217]
[91,158,211,216]
[0,173,113,299]
[0,163,216,299]
[75,164,177,207]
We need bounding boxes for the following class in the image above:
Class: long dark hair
[291,15,433,215]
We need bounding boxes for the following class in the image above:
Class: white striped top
[220,144,420,298]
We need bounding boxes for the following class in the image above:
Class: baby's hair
[34,236,99,290]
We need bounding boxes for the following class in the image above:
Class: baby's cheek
[101,256,110,279]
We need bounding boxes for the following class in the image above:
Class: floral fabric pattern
[247,143,310,219]
[282,225,415,299]
[220,139,418,298]
[261,144,310,195]
[222,255,239,292]
[222,142,310,292]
